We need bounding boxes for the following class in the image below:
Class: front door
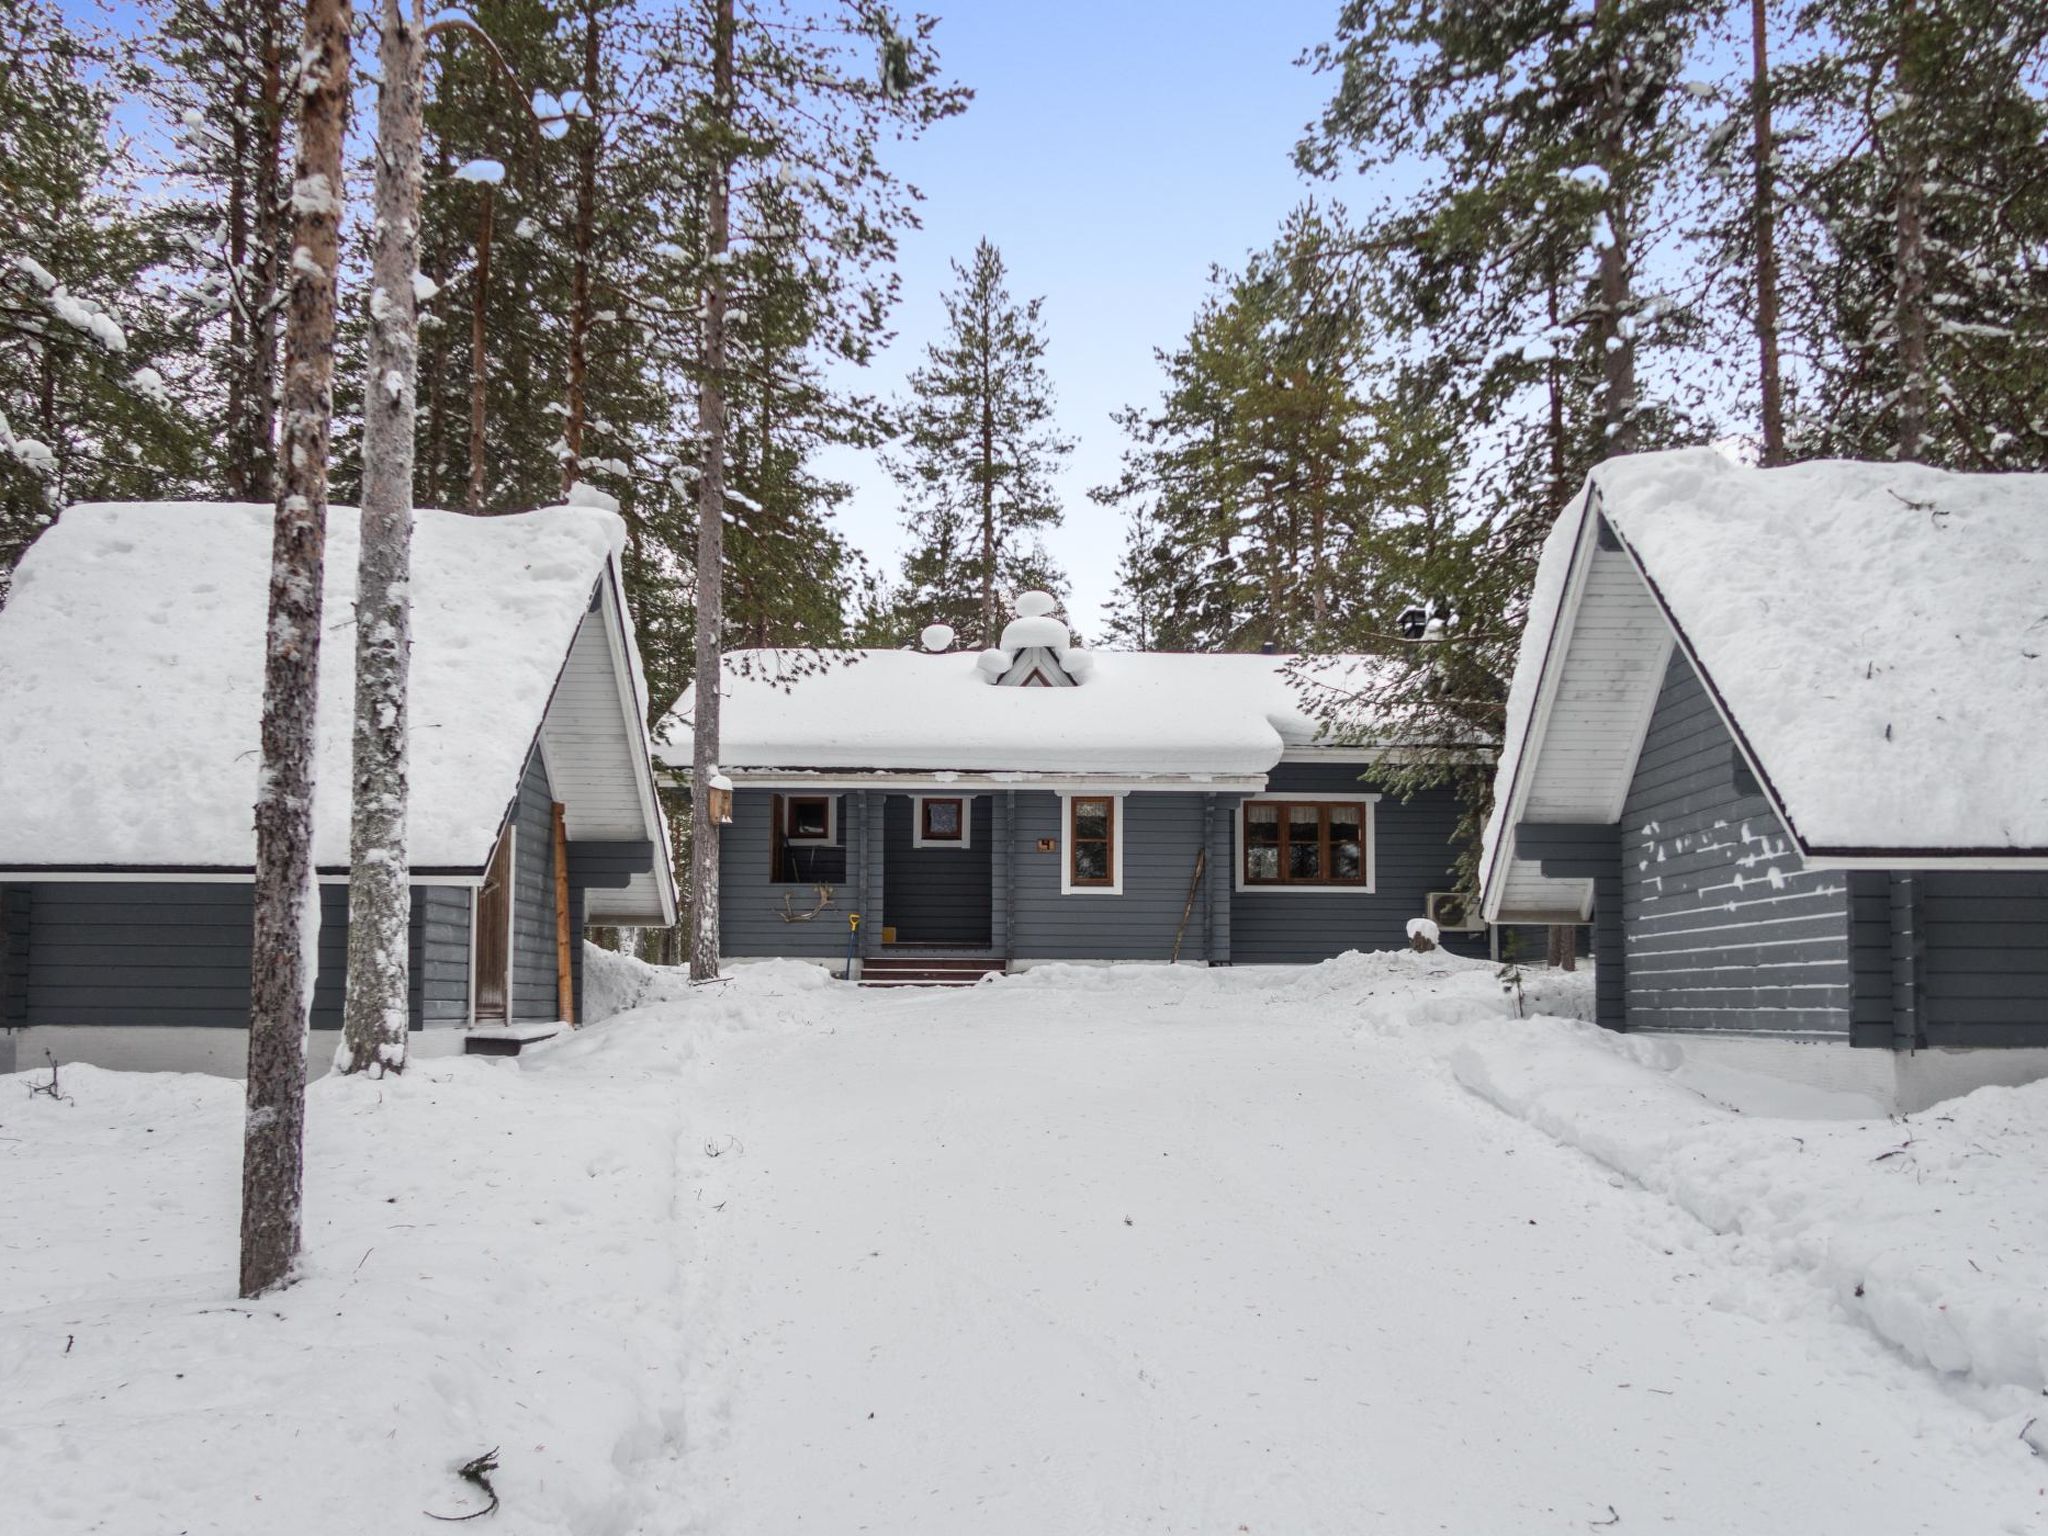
[474,828,514,1021]
[882,794,993,947]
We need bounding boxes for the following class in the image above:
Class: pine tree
[156,0,289,498]
[1775,0,2048,467]
[1094,206,1393,654]
[241,0,350,1298]
[0,0,202,595]
[339,0,426,1078]
[634,0,966,980]
[889,239,1072,650]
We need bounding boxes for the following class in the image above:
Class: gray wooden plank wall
[881,794,994,945]
[1230,765,1484,962]
[414,885,472,1026]
[720,790,859,959]
[1912,871,2048,1047]
[4,879,470,1030]
[1010,790,1213,960]
[2,886,29,1027]
[509,747,564,1020]
[1620,651,1853,1036]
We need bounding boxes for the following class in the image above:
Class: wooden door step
[857,957,1006,988]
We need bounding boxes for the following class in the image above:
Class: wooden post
[552,802,575,1024]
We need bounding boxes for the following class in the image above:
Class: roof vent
[920,623,955,653]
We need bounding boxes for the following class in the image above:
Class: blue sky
[816,1,1375,634]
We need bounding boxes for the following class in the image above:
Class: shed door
[474,829,514,1022]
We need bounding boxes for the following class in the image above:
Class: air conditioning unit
[1425,891,1485,932]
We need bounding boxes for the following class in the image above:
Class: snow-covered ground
[5,952,2046,1534]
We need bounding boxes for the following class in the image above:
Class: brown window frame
[784,794,835,844]
[1068,795,1117,889]
[1240,800,1371,889]
[918,796,967,844]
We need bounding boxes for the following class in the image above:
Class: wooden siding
[509,748,563,1020]
[1011,791,1213,960]
[539,588,668,925]
[2,885,28,1026]
[1621,651,1853,1036]
[1912,872,2048,1047]
[881,795,993,946]
[1501,542,1671,919]
[7,879,469,1031]
[413,886,472,1026]
[721,789,859,959]
[1232,766,1484,963]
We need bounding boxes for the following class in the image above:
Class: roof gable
[1485,450,2048,914]
[0,500,637,872]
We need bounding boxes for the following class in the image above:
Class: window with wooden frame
[1067,795,1117,890]
[769,793,846,884]
[913,795,970,849]
[784,795,835,844]
[1239,800,1372,889]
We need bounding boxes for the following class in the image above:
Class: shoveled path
[658,966,2043,1535]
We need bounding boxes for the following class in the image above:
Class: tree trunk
[241,0,349,1300]
[562,0,601,494]
[230,4,286,501]
[467,183,492,513]
[689,0,735,984]
[979,361,995,646]
[1594,0,1637,456]
[340,0,423,1078]
[1893,0,1930,463]
[1749,0,1785,466]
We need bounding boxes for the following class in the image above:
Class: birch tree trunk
[340,0,423,1078]
[688,0,735,983]
[241,0,350,1299]
[1749,0,1785,466]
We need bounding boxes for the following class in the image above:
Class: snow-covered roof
[0,500,645,872]
[657,649,1388,779]
[1484,450,2048,906]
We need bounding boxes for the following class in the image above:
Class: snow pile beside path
[583,940,693,1022]
[998,950,1596,1032]
[1446,1016,2048,1399]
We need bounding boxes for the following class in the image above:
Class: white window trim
[783,793,838,846]
[1233,793,1380,894]
[911,794,973,849]
[1058,790,1127,896]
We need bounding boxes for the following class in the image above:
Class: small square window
[916,796,967,847]
[786,796,834,843]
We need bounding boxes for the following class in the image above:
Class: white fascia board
[594,563,678,927]
[1799,852,2048,872]
[1479,488,1602,924]
[717,770,1272,794]
[1277,746,1494,766]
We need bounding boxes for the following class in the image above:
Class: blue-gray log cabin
[1482,449,2048,1111]
[660,593,1487,977]
[0,500,676,1075]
